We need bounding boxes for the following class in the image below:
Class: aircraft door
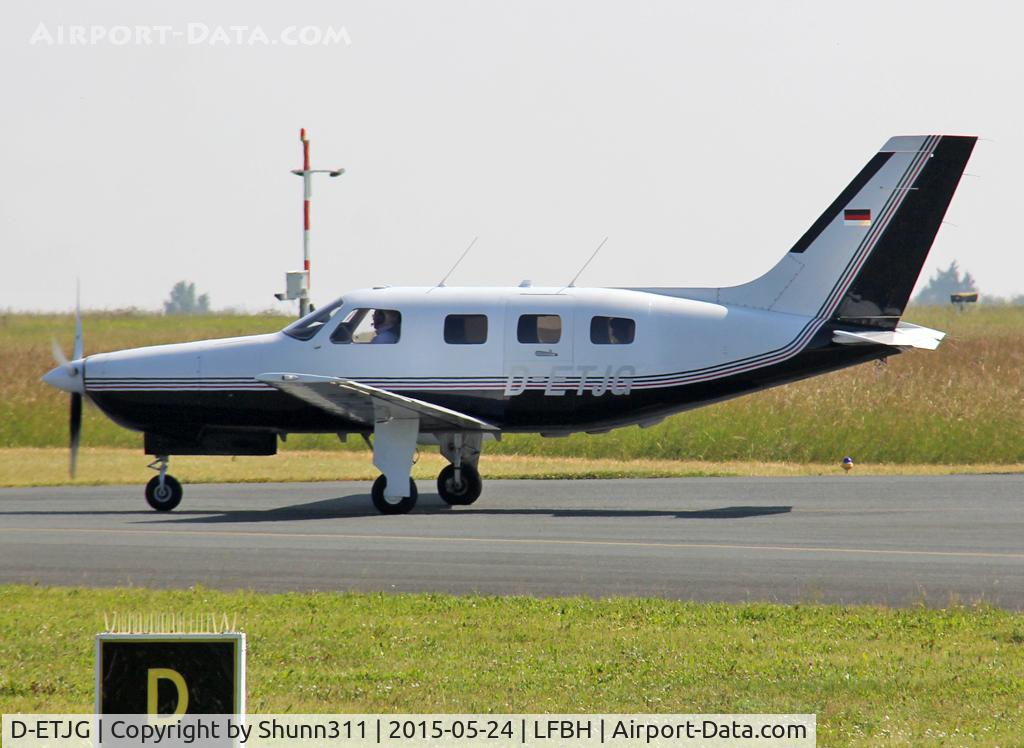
[503,295,575,398]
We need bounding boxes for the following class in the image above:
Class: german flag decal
[844,208,871,226]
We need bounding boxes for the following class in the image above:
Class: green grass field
[4,311,1024,747]
[2,586,1023,746]
[4,306,1021,464]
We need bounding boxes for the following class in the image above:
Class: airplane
[43,134,976,514]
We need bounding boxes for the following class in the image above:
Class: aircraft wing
[832,322,946,351]
[256,373,499,431]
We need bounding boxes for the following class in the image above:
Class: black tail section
[834,135,977,329]
[633,135,977,324]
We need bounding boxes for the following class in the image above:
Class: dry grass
[3,307,1022,463]
[1,447,1020,488]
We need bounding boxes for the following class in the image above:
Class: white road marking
[0,526,1021,561]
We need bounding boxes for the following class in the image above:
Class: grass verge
[2,586,1023,745]
[4,307,1024,464]
[1,448,1022,488]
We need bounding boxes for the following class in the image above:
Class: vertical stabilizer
[639,135,977,329]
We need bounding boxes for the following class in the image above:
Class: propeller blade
[72,281,83,361]
[70,393,82,478]
[51,338,71,369]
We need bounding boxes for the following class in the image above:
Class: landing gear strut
[437,433,483,506]
[369,417,420,514]
[366,425,486,514]
[437,464,482,505]
[145,455,182,511]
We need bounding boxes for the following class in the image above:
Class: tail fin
[648,135,977,329]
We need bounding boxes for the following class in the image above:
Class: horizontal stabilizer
[257,373,499,431]
[832,322,945,350]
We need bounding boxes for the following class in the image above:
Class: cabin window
[590,316,635,345]
[331,308,402,344]
[282,297,345,341]
[444,314,488,344]
[517,314,561,344]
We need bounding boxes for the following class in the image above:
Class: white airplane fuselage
[80,284,860,439]
[42,134,977,512]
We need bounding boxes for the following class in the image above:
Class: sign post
[275,128,345,317]
[96,633,245,716]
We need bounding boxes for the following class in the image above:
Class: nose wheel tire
[437,464,482,506]
[145,474,183,512]
[371,475,418,514]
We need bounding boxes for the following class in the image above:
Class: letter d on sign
[147,668,189,717]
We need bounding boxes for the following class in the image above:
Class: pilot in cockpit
[371,310,401,344]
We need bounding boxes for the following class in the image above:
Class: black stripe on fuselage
[88,388,367,437]
[421,337,894,431]
[87,335,893,437]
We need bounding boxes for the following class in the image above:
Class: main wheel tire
[371,475,418,514]
[145,474,183,512]
[437,464,482,506]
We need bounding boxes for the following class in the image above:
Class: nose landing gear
[145,455,182,511]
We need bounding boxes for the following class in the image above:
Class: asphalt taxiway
[0,476,1021,608]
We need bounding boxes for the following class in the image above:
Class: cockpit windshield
[281,297,345,341]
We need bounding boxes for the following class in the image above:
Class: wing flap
[257,373,499,431]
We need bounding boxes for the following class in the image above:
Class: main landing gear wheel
[371,475,418,514]
[145,474,183,512]
[437,464,482,506]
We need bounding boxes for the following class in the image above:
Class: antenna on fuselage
[566,236,609,288]
[435,236,478,288]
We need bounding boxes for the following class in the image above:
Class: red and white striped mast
[290,128,344,317]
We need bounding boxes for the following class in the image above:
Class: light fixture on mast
[275,128,344,317]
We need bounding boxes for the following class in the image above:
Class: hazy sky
[1,0,1019,312]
